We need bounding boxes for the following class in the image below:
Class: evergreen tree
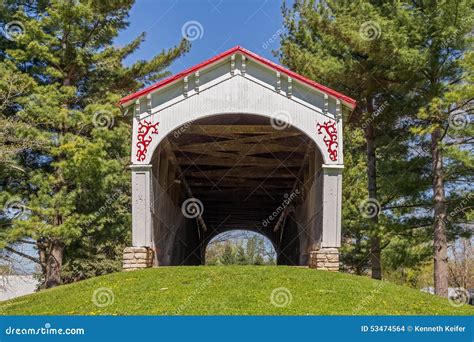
[0,60,35,240]
[279,0,473,296]
[236,245,248,265]
[279,0,425,279]
[254,254,264,266]
[0,0,188,288]
[406,1,473,296]
[220,243,235,265]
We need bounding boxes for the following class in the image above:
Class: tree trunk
[366,99,382,280]
[44,240,65,289]
[431,128,448,297]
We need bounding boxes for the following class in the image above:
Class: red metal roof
[119,46,356,109]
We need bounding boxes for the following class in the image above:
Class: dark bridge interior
[150,114,321,266]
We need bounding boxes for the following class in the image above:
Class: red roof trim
[119,46,356,109]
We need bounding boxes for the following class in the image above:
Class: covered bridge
[118,46,356,271]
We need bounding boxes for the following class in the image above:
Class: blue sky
[115,0,289,74]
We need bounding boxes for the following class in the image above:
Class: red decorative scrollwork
[317,120,338,162]
[136,120,159,162]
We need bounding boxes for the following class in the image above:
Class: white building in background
[0,275,38,301]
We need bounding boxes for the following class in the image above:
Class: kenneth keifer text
[414,325,466,332]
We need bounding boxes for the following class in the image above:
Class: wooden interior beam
[163,123,313,237]
[177,156,302,167]
[273,149,310,232]
[182,125,284,134]
[178,132,303,150]
[176,142,306,155]
[187,179,294,188]
[161,138,208,232]
[187,167,299,179]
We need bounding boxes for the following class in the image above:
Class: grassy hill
[1,266,472,315]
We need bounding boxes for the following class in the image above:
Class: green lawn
[1,266,473,315]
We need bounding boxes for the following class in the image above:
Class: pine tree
[0,0,188,288]
[279,0,473,295]
[279,0,425,279]
[0,60,35,167]
[0,60,35,242]
[236,245,248,265]
[406,1,473,296]
[220,243,235,265]
[254,254,264,266]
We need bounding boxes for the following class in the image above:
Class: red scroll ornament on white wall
[136,120,159,162]
[317,120,338,162]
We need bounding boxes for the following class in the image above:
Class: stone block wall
[309,248,339,271]
[123,247,154,271]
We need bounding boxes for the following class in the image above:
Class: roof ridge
[119,46,356,109]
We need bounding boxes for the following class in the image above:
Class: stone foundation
[309,248,339,271]
[123,247,154,271]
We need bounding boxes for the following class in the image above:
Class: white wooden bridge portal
[119,46,356,271]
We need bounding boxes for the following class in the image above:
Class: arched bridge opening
[147,114,322,266]
[204,230,277,265]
